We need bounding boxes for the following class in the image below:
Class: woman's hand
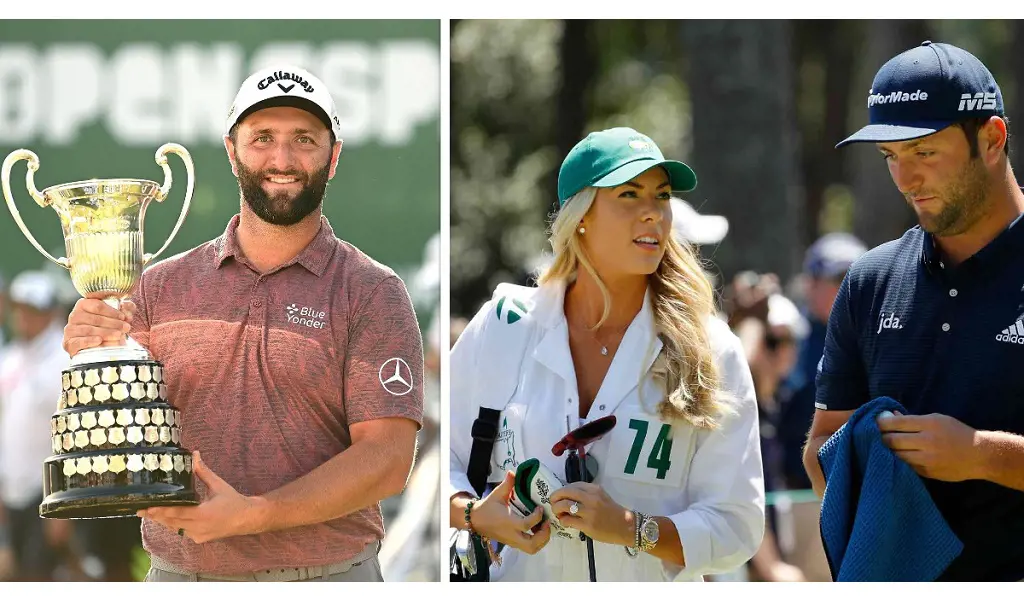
[549,482,634,546]
[466,470,552,555]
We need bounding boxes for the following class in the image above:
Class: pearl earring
[578,226,586,234]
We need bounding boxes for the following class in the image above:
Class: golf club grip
[587,538,597,582]
[577,451,589,541]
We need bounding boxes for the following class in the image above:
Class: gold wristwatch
[637,512,659,553]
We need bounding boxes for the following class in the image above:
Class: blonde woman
[449,127,764,581]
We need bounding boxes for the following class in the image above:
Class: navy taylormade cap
[557,127,697,207]
[837,41,1003,148]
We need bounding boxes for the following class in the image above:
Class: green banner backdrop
[0,20,440,321]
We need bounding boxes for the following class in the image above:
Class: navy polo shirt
[816,217,1024,581]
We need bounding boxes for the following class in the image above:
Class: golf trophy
[1,144,199,518]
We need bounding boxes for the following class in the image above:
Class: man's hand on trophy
[137,451,268,544]
[63,298,135,356]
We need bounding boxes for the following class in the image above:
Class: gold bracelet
[625,510,641,557]
[481,535,503,567]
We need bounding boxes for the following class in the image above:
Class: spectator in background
[776,233,867,489]
[670,197,728,289]
[725,272,809,581]
[0,272,9,579]
[420,309,442,448]
[450,317,469,347]
[0,271,73,581]
[0,273,8,354]
[670,197,729,246]
[72,506,142,581]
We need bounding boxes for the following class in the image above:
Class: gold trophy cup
[1,144,199,518]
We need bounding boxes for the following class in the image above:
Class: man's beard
[237,161,330,226]
[908,157,990,237]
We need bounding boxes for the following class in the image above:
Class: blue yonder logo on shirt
[877,312,905,334]
[285,303,327,330]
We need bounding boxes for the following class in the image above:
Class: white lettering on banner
[380,41,440,145]
[249,43,313,75]
[45,44,103,145]
[171,43,242,144]
[109,44,166,145]
[0,41,438,148]
[320,43,373,143]
[0,45,40,144]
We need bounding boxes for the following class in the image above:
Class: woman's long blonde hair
[537,187,731,429]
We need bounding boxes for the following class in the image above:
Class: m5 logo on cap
[959,92,998,111]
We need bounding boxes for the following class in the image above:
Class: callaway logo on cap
[225,65,342,139]
[837,41,1003,147]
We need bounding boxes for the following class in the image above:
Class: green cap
[557,127,697,207]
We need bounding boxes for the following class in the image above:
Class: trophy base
[45,357,197,520]
[40,484,198,519]
[41,447,199,520]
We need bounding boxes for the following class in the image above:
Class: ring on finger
[569,501,580,516]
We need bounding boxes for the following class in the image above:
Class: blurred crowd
[719,230,867,582]
[675,201,867,581]
[678,201,867,581]
[0,270,142,582]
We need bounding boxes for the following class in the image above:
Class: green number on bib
[647,424,673,480]
[624,420,672,479]
[624,419,648,475]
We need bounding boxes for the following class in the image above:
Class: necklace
[596,328,617,356]
[571,320,630,357]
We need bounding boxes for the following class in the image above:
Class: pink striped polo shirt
[129,214,424,575]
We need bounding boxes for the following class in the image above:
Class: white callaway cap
[9,270,59,311]
[767,292,810,340]
[671,198,729,246]
[225,65,341,140]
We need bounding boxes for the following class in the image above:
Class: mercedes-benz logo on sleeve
[378,358,413,396]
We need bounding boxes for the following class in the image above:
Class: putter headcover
[512,458,577,540]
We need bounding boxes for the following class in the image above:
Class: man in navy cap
[777,233,866,490]
[803,41,1024,580]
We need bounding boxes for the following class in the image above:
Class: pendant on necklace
[601,346,609,356]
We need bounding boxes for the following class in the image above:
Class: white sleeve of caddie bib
[665,321,766,580]
[448,298,493,500]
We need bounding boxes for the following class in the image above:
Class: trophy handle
[145,143,194,265]
[1,150,70,269]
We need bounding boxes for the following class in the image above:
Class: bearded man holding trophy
[2,65,424,582]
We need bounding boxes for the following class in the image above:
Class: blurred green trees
[451,19,1023,317]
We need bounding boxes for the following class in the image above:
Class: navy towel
[818,397,963,581]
